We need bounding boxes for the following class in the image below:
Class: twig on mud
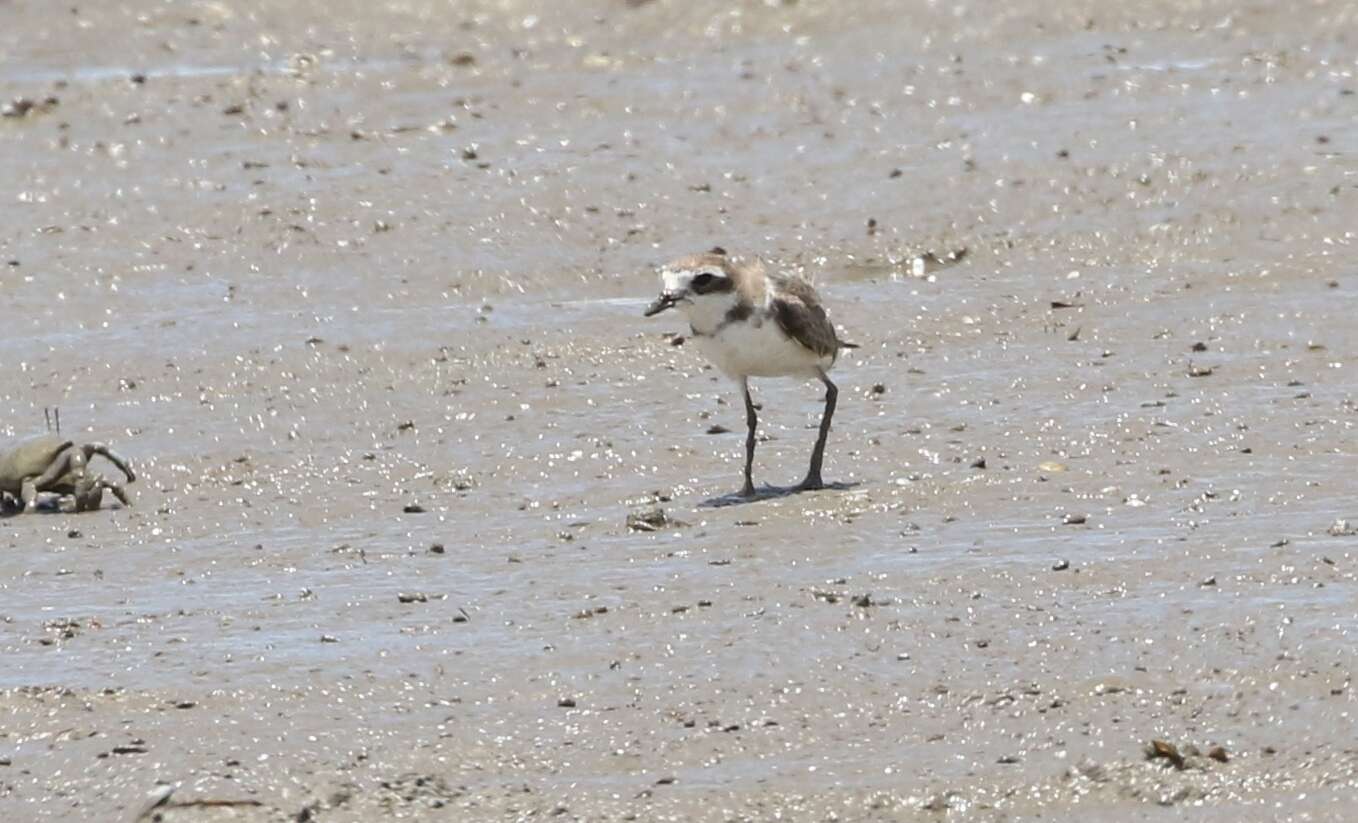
[132,786,265,822]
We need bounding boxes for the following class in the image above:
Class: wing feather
[768,274,840,358]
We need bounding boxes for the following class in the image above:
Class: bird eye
[692,273,716,289]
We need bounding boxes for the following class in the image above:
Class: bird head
[644,253,736,318]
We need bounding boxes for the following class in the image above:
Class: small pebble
[627,507,671,532]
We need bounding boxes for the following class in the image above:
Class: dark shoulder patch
[723,302,753,324]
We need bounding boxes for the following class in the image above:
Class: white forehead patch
[660,265,725,294]
[660,267,694,294]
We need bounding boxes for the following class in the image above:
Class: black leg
[797,370,837,491]
[740,379,758,497]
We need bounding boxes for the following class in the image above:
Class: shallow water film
[2,1,1358,820]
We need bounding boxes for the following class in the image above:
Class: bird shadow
[699,481,860,509]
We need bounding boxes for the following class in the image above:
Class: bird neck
[683,294,743,337]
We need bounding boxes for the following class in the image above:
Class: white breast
[692,315,832,379]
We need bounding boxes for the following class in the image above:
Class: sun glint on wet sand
[2,1,1357,820]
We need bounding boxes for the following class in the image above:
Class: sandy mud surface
[2,0,1358,819]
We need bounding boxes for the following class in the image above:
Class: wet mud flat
[3,0,1358,820]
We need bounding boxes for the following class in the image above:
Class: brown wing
[769,275,840,358]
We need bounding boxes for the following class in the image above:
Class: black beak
[644,292,678,317]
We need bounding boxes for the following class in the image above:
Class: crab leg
[22,447,82,510]
[83,443,136,483]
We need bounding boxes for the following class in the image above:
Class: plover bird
[645,251,857,496]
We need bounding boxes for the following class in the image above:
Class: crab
[0,434,136,514]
